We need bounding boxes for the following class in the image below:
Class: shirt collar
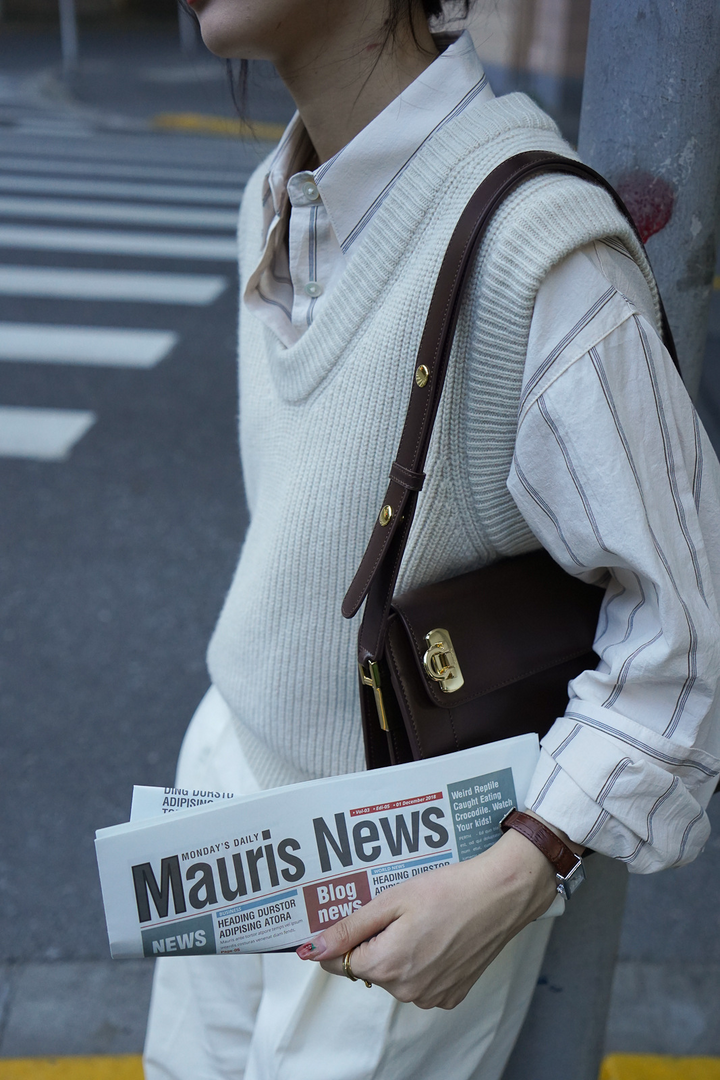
[261,31,493,251]
[265,114,314,222]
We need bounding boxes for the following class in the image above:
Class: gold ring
[342,949,372,988]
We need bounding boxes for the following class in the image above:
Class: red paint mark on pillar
[615,171,676,244]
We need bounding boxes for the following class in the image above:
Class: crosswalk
[0,126,257,460]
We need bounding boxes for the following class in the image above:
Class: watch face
[556,859,586,900]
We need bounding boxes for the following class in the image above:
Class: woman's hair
[224,0,476,119]
[388,0,470,36]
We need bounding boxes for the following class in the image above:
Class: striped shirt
[238,39,720,870]
[513,240,720,870]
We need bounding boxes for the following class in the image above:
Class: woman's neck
[275,15,439,163]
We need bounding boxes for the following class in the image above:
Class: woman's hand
[295,828,558,1010]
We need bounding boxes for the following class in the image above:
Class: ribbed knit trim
[458,173,658,555]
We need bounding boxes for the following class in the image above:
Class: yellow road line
[2,1056,719,1079]
[0,1058,143,1079]
[601,1055,720,1079]
[153,112,285,141]
[714,274,720,290]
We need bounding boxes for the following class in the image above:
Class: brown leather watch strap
[500,809,579,878]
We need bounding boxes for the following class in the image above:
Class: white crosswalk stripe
[1,106,96,135]
[0,128,253,459]
[0,174,244,205]
[6,117,95,138]
[0,155,248,186]
[0,195,238,229]
[0,128,259,167]
[0,225,238,260]
[0,266,227,304]
[0,405,96,461]
[0,324,179,367]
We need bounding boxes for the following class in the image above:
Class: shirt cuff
[523,708,720,873]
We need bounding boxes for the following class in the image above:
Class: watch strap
[500,808,580,879]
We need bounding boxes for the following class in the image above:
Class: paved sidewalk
[0,963,152,1057]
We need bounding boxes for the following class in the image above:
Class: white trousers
[143,687,554,1080]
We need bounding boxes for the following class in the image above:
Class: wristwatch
[500,808,586,900]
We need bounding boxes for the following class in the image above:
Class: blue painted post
[578,0,720,397]
[58,0,79,76]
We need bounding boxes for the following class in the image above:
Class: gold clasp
[359,660,390,731]
[422,629,464,693]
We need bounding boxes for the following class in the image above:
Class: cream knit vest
[207,92,660,789]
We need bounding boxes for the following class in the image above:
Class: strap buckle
[359,660,390,732]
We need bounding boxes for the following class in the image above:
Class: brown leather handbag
[342,151,681,771]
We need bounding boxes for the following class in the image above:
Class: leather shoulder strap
[342,150,680,668]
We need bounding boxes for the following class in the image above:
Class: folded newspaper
[96,733,554,959]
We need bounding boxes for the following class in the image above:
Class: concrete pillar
[502,855,628,1080]
[578,0,720,397]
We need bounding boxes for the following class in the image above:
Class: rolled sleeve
[525,710,718,872]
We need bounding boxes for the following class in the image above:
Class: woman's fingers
[295,889,399,976]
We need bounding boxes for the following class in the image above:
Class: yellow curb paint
[601,1055,720,1080]
[4,1054,720,1080]
[152,112,285,141]
[0,1058,143,1079]
[713,274,720,290]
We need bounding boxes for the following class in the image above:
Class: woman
[144,1,720,1077]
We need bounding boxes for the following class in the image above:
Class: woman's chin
[194,10,268,61]
[197,26,242,59]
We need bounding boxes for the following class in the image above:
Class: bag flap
[389,549,604,709]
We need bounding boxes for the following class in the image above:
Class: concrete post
[58,0,79,77]
[501,855,629,1080]
[578,0,720,398]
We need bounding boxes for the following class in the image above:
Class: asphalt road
[0,125,268,962]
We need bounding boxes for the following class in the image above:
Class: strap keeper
[389,461,425,492]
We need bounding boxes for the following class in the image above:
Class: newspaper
[96,734,558,959]
[130,786,239,821]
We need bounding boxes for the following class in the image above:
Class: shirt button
[304,281,323,297]
[302,181,320,201]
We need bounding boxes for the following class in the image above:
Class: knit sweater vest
[207,91,660,790]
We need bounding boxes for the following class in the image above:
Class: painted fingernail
[296,937,326,960]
